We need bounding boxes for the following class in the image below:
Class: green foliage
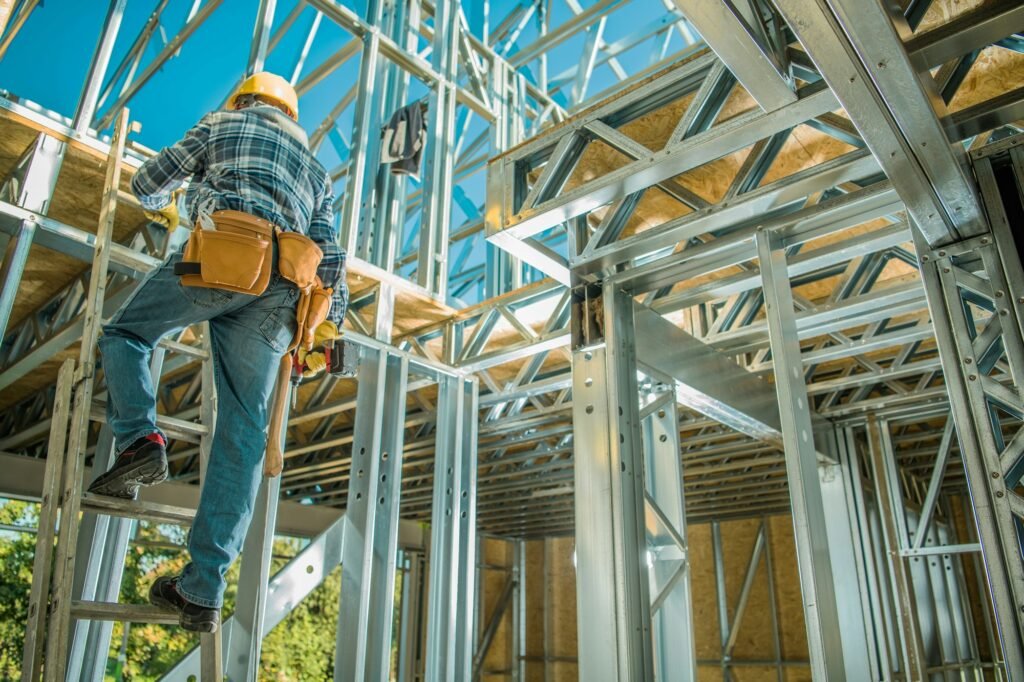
[0,499,39,679]
[107,521,202,681]
[0,499,346,680]
[258,542,342,681]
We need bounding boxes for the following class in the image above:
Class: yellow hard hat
[229,72,299,120]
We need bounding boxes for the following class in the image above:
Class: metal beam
[668,0,795,111]
[772,0,985,247]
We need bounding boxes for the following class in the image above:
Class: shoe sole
[180,617,219,633]
[87,455,168,498]
[149,584,220,633]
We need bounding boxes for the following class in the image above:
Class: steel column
[424,373,479,681]
[224,475,281,681]
[755,228,846,679]
[866,417,926,680]
[334,347,409,682]
[570,286,654,681]
[642,395,695,681]
[910,140,1024,677]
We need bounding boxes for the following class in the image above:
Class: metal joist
[771,0,985,247]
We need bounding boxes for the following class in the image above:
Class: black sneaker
[87,433,168,499]
[149,575,221,633]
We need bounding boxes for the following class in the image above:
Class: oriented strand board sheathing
[768,515,809,661]
[696,666,726,682]
[947,46,1024,114]
[734,666,792,682]
[710,518,777,662]
[524,539,546,679]
[782,667,814,682]
[949,495,997,663]
[916,0,996,34]
[545,537,578,682]
[479,537,515,678]
[688,522,724,660]
[519,517,811,677]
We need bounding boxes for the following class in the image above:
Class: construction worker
[86,72,347,632]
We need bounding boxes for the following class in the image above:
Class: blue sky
[0,0,683,149]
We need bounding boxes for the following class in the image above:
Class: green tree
[0,499,39,679]
[0,500,350,680]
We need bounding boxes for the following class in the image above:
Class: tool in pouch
[173,209,334,477]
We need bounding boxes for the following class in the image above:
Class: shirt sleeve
[309,172,348,326]
[131,114,213,210]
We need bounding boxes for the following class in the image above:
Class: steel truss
[0,0,1023,679]
[479,0,1024,679]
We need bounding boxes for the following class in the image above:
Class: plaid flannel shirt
[131,104,348,325]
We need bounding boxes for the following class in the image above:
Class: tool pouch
[288,279,333,352]
[277,231,323,289]
[174,210,274,295]
[274,230,333,352]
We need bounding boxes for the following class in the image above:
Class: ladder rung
[81,493,196,525]
[71,600,178,625]
[157,337,210,360]
[90,402,209,440]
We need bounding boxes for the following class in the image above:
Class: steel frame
[0,0,1023,679]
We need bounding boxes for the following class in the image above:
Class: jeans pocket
[259,306,298,353]
[177,280,234,308]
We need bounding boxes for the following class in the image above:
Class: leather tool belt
[174,209,333,351]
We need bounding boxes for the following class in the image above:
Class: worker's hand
[312,320,341,347]
[144,192,180,231]
[301,351,327,378]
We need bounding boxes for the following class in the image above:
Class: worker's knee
[98,323,154,353]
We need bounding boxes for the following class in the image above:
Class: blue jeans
[99,249,298,608]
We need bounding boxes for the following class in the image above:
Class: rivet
[921,255,929,261]
[965,357,973,364]
[1001,309,1009,316]
[996,490,1005,498]
[943,268,951,273]
[657,410,666,418]
[992,471,1001,479]
[659,434,667,442]
[969,374,977,381]
[981,238,989,244]
[996,290,1004,298]
[585,405,594,414]
[938,251,946,257]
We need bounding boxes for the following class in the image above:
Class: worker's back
[185,105,331,235]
